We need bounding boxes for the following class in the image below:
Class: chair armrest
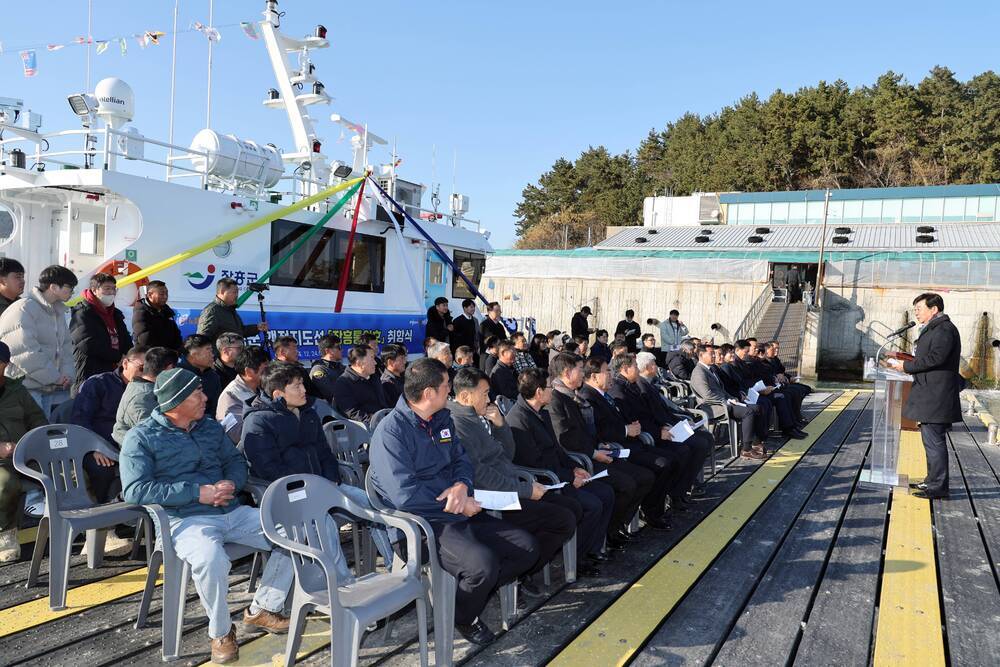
[336,461,364,487]
[335,493,422,576]
[142,503,176,561]
[566,451,593,474]
[246,477,269,506]
[513,465,559,485]
[598,441,622,451]
[638,432,655,447]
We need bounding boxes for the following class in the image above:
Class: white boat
[0,1,491,358]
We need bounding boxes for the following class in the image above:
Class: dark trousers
[82,454,119,504]
[602,459,654,534]
[629,445,682,520]
[781,383,810,419]
[770,392,797,430]
[501,498,576,576]
[432,513,540,625]
[671,430,714,499]
[548,484,613,557]
[920,423,951,495]
[729,402,762,450]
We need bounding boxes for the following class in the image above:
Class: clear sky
[2,1,998,248]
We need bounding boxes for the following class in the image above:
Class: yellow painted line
[0,566,160,636]
[17,527,37,545]
[551,391,859,666]
[872,430,945,666]
[201,617,331,666]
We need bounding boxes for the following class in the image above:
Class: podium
[861,362,913,487]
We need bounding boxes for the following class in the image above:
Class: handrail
[791,303,810,375]
[734,283,774,341]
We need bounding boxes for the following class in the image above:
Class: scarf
[83,288,120,352]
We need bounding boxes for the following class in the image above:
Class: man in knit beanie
[119,367,292,663]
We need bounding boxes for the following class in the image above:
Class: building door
[424,250,447,310]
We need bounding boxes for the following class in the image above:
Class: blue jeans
[27,389,69,419]
[169,505,293,639]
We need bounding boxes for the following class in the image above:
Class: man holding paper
[690,344,768,460]
[450,367,577,594]
[731,340,806,440]
[369,358,540,646]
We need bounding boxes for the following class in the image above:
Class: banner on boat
[175,309,427,359]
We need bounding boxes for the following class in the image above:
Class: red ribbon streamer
[334,178,368,312]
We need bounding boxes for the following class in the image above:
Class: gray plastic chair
[494,395,515,416]
[261,474,429,667]
[513,466,577,585]
[696,399,739,460]
[370,407,393,433]
[324,419,371,468]
[12,423,148,610]
[133,503,269,661]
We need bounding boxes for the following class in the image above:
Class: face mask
[98,293,116,307]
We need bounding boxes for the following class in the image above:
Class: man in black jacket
[731,340,805,439]
[546,352,653,547]
[479,302,508,353]
[450,299,479,356]
[665,340,696,381]
[887,293,964,499]
[309,334,344,401]
[69,272,134,395]
[451,367,577,592]
[426,296,453,344]
[379,344,407,406]
[571,306,593,343]
[580,356,676,529]
[132,280,183,351]
[506,368,614,571]
[614,309,642,353]
[178,334,223,417]
[332,345,388,425]
[489,341,519,401]
[212,332,243,389]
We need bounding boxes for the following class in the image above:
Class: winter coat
[489,360,519,401]
[547,387,601,459]
[70,369,127,444]
[571,312,590,340]
[0,378,47,443]
[902,314,964,424]
[380,369,404,408]
[426,306,452,344]
[178,358,222,418]
[213,359,238,389]
[69,300,132,394]
[240,394,340,484]
[506,396,576,483]
[196,297,258,342]
[479,317,508,353]
[0,294,18,319]
[113,377,157,445]
[666,351,695,381]
[369,397,474,523]
[0,287,74,392]
[309,358,345,402]
[449,401,532,498]
[119,409,248,518]
[332,367,388,426]
[658,320,689,350]
[132,299,183,351]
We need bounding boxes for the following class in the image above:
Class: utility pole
[815,189,831,309]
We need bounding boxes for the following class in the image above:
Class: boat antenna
[85,0,93,91]
[451,149,457,198]
[206,0,215,128]
[167,0,180,178]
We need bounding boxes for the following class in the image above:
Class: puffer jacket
[70,369,127,443]
[113,377,157,445]
[196,297,259,342]
[69,298,132,394]
[0,377,48,443]
[119,409,248,518]
[0,287,73,392]
[240,394,340,484]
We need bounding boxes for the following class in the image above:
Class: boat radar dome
[94,78,134,128]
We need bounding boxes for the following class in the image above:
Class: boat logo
[184,264,216,290]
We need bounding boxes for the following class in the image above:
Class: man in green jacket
[119,368,291,663]
[196,277,269,344]
[0,341,47,562]
[112,346,177,445]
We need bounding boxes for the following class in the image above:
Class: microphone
[888,321,916,338]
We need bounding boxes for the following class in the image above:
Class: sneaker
[0,528,20,563]
[211,625,239,664]
[741,449,767,460]
[243,608,290,634]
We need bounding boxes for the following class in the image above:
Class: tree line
[514,67,1000,249]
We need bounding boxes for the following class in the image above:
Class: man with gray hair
[213,332,244,388]
[665,340,696,381]
[428,340,453,368]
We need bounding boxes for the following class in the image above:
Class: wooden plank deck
[3,390,1000,666]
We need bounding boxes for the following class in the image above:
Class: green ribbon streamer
[235,180,362,307]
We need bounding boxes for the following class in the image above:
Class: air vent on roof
[700,227,714,234]
[647,229,658,234]
[916,234,936,243]
[635,236,648,244]
[695,235,711,243]
[832,235,850,244]
[755,227,771,234]
[835,226,853,235]
[917,225,936,234]
[748,235,764,244]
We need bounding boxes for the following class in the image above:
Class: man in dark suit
[571,306,594,343]
[479,302,508,353]
[785,265,802,303]
[489,341,519,401]
[690,344,766,459]
[886,293,964,499]
[425,296,453,344]
[731,340,806,439]
[451,298,480,356]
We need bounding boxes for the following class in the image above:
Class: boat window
[78,221,105,255]
[269,219,385,293]
[0,204,15,245]
[452,250,485,299]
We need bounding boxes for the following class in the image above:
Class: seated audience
[358,333,385,377]
[529,333,550,371]
[511,332,537,374]
[369,358,539,645]
[120,368,293,663]
[309,334,344,401]
[590,330,611,363]
[489,341,519,401]
[213,332,244,388]
[641,333,666,367]
[0,341,47,563]
[0,258,25,317]
[546,352,653,548]
[114,346,178,445]
[132,280,183,351]
[380,344,407,406]
[665,340,696,381]
[179,334,223,418]
[454,345,475,370]
[690,344,767,460]
[450,367,576,595]
[480,336,500,376]
[573,335,590,359]
[730,339,805,439]
[609,341,629,359]
[332,345,388,425]
[507,368,614,574]
[70,272,133,395]
[216,345,271,441]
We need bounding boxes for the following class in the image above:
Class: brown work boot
[243,607,290,634]
[210,625,239,664]
[741,449,767,460]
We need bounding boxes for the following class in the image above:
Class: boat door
[424,249,447,310]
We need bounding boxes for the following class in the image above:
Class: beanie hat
[154,368,202,412]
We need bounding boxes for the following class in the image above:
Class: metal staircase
[752,301,809,373]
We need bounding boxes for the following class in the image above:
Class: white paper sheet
[746,388,759,405]
[614,448,630,459]
[669,420,695,443]
[752,380,767,392]
[583,469,610,484]
[542,482,568,491]
[473,489,522,511]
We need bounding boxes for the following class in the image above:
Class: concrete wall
[818,286,1000,379]
[479,275,759,345]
